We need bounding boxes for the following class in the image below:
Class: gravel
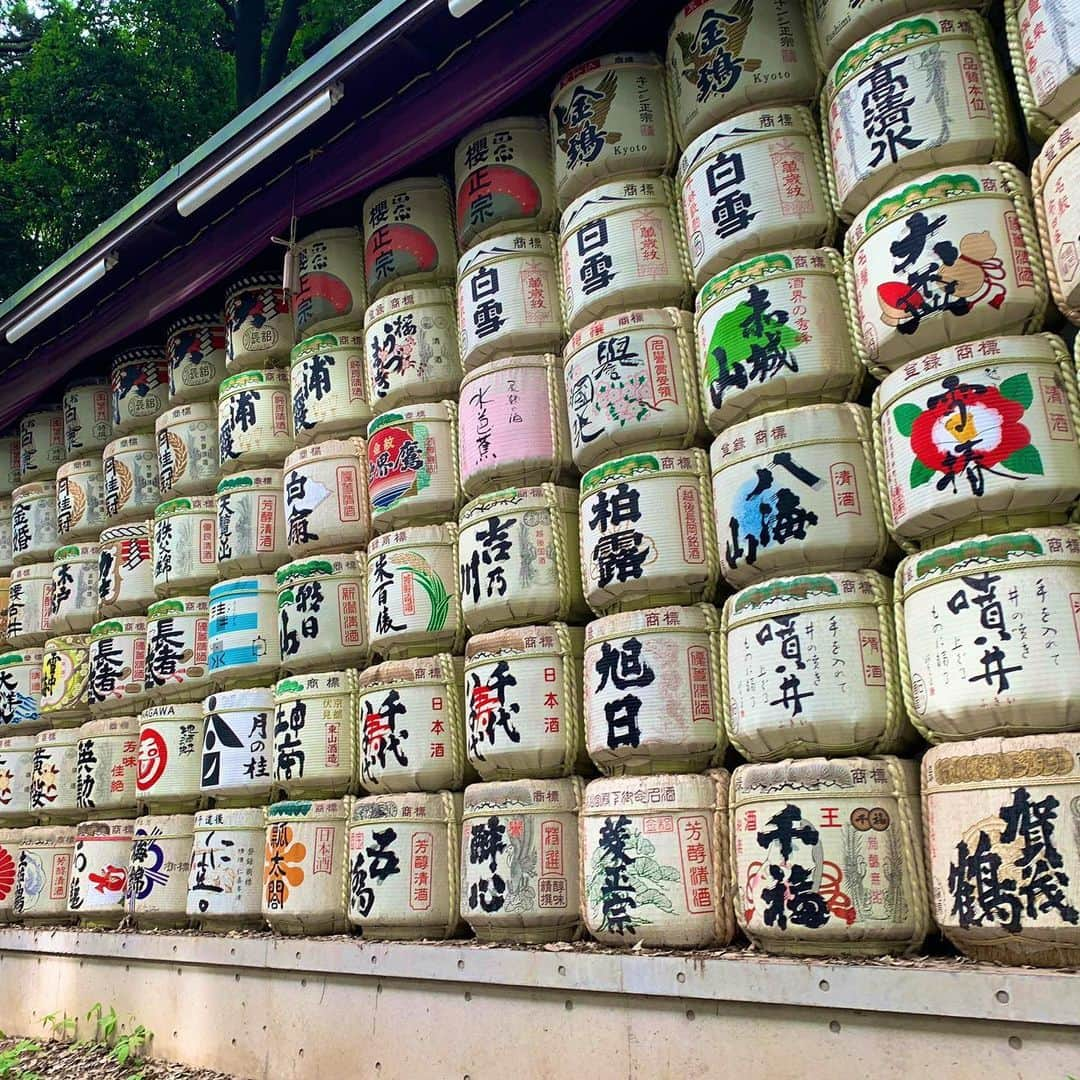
[0,1038,248,1079]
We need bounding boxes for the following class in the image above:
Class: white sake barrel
[13,825,76,923]
[356,655,467,794]
[152,497,217,595]
[88,617,147,717]
[367,402,459,533]
[365,287,462,414]
[19,406,64,481]
[455,117,556,250]
[560,177,691,334]
[923,733,1080,965]
[110,347,169,436]
[62,379,112,460]
[678,109,835,289]
[457,233,563,372]
[144,596,210,704]
[580,448,718,612]
[102,434,159,524]
[551,53,675,208]
[39,635,89,724]
[0,504,11,576]
[897,526,1080,742]
[11,481,57,566]
[0,651,42,734]
[7,563,53,648]
[166,312,227,405]
[216,470,289,576]
[847,162,1048,376]
[292,227,367,337]
[69,818,134,924]
[126,813,193,927]
[585,604,723,774]
[49,543,99,634]
[1033,115,1080,327]
[224,273,294,372]
[875,334,1080,548]
[459,484,589,633]
[0,736,36,824]
[201,688,274,804]
[207,576,281,688]
[363,176,457,300]
[464,625,585,781]
[0,828,25,919]
[711,403,888,588]
[696,249,863,434]
[1006,0,1080,139]
[565,309,704,471]
[217,368,292,472]
[290,331,372,445]
[583,772,732,947]
[263,797,352,934]
[55,458,105,542]
[283,439,371,556]
[366,525,465,659]
[273,671,357,798]
[348,791,462,939]
[732,755,930,954]
[31,726,79,822]
[97,523,154,618]
[667,0,818,147]
[0,436,18,498]
[723,571,910,761]
[277,554,368,675]
[74,715,138,816]
[155,402,220,497]
[461,777,582,942]
[187,806,265,926]
[137,703,203,812]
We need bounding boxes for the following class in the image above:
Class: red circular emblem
[137,728,168,792]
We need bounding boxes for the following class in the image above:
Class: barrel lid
[459,353,558,391]
[53,543,99,563]
[566,308,690,359]
[267,797,351,822]
[363,174,451,204]
[678,107,817,183]
[0,828,27,843]
[367,522,456,555]
[733,756,918,800]
[457,232,557,278]
[457,115,547,145]
[218,368,289,394]
[363,286,454,327]
[63,377,110,391]
[11,561,53,580]
[290,329,366,365]
[583,772,723,815]
[463,777,582,816]
[553,52,662,95]
[133,812,195,837]
[20,825,76,845]
[103,433,155,455]
[460,482,576,526]
[283,437,365,470]
[140,701,203,723]
[91,617,146,641]
[368,400,455,437]
[697,250,841,314]
[923,733,1080,793]
[166,312,224,337]
[21,404,62,418]
[74,818,136,839]
[276,554,364,589]
[0,735,37,750]
[726,572,886,626]
[356,655,460,691]
[581,448,707,496]
[561,175,674,233]
[147,596,209,620]
[37,726,80,745]
[465,624,584,662]
[275,671,355,700]
[225,272,282,296]
[194,807,265,830]
[297,226,362,246]
[203,687,274,712]
[352,790,461,825]
[100,521,150,541]
[216,470,284,495]
[156,401,217,427]
[155,496,215,518]
[0,648,44,665]
[56,458,103,478]
[12,481,55,499]
[1033,112,1080,189]
[43,634,89,652]
[586,604,715,644]
[78,715,139,738]
[113,346,164,366]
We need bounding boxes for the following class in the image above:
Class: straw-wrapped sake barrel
[277,554,368,675]
[0,508,10,577]
[19,406,65,481]
[923,733,1080,965]
[290,331,372,445]
[7,563,53,648]
[363,176,457,300]
[13,825,75,923]
[187,806,264,926]
[0,436,18,498]
[74,715,138,816]
[731,756,930,954]
[457,233,563,372]
[0,735,36,823]
[62,379,111,460]
[846,163,1048,376]
[156,402,220,497]
[68,818,133,924]
[348,791,463,939]
[0,576,9,642]
[459,355,574,497]
[550,54,675,208]
[224,273,294,372]
[87,618,146,717]
[367,403,459,533]
[710,403,888,588]
[896,527,1080,742]
[0,650,41,734]
[217,368,292,472]
[11,481,57,566]
[165,313,227,405]
[0,828,24,919]
[283,439,370,557]
[31,727,79,822]
[356,656,467,794]
[1033,115,1080,326]
[461,777,583,942]
[580,448,719,612]
[723,572,910,761]
[102,434,159,524]
[49,544,99,635]
[291,227,367,337]
[666,0,818,147]
[364,288,462,414]
[144,596,210,704]
[215,470,288,576]
[1006,0,1080,140]
[55,459,105,542]
[97,523,153,618]
[464,625,586,781]
[582,772,733,947]
[824,12,1014,222]
[207,576,281,688]
[152,497,217,595]
[200,688,273,804]
[39,635,89,725]
[560,178,691,334]
[110,347,168,436]
[366,526,465,659]
[126,813,194,927]
[263,798,352,934]
[137,703,203,812]
[696,249,863,435]
[585,604,723,774]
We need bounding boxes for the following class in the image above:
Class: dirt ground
[0,1038,247,1079]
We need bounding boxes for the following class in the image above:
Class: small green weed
[86,1003,118,1044]
[111,1024,152,1067]
[39,1011,77,1042]
[0,1038,42,1079]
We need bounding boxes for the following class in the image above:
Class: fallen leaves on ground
[0,1037,249,1079]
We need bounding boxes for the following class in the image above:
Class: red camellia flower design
[0,845,16,901]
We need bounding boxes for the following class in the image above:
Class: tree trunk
[234,0,265,110]
[258,0,303,97]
